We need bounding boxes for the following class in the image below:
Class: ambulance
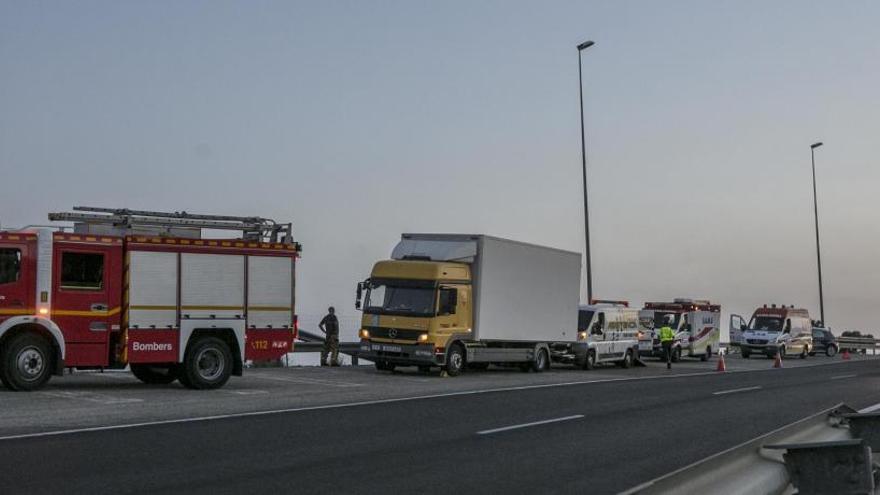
[731,305,813,359]
[637,299,721,362]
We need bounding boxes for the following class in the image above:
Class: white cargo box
[394,234,581,342]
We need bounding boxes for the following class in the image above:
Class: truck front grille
[367,327,423,341]
[747,339,768,345]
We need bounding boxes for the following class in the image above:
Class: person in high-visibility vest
[658,315,676,370]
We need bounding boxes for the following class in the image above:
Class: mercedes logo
[388,329,398,339]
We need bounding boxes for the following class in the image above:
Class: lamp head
[811,142,823,149]
[577,40,595,51]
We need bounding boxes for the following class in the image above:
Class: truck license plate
[374,344,401,353]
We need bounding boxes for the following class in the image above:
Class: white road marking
[830,374,858,380]
[859,402,880,413]
[224,390,270,396]
[476,415,584,435]
[713,386,762,396]
[37,391,143,405]
[2,359,872,442]
[248,374,363,388]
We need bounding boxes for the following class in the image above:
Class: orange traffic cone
[716,352,727,372]
[773,353,783,368]
[842,349,851,361]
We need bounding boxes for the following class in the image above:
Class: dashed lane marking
[713,386,762,396]
[477,415,584,435]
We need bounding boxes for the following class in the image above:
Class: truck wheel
[741,349,751,359]
[582,350,596,370]
[445,345,465,376]
[671,347,681,363]
[700,347,711,362]
[130,364,179,385]
[179,337,233,390]
[826,345,837,357]
[531,348,549,372]
[619,350,633,369]
[0,333,53,391]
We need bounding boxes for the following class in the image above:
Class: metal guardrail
[838,336,880,354]
[621,403,880,495]
[292,329,364,365]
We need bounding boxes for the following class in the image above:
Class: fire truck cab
[637,299,721,362]
[0,207,300,391]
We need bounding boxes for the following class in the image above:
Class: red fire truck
[0,207,300,391]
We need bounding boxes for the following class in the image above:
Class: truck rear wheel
[700,346,711,362]
[826,345,838,357]
[0,333,53,391]
[179,337,232,390]
[130,364,179,385]
[444,345,465,376]
[531,348,549,372]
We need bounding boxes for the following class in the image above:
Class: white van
[572,301,641,369]
[732,305,813,359]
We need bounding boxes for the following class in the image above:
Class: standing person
[659,315,676,370]
[319,306,340,367]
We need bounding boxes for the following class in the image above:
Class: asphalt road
[1,357,878,495]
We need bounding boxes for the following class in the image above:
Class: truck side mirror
[355,282,363,310]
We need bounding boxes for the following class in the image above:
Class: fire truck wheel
[619,350,633,369]
[826,345,838,357]
[130,364,179,385]
[180,337,232,390]
[444,345,465,376]
[582,350,596,370]
[0,333,53,391]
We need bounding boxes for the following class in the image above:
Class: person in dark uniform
[319,307,340,366]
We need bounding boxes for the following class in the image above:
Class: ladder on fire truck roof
[48,206,295,244]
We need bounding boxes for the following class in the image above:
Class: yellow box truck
[356,234,581,375]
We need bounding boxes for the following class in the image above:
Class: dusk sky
[2,1,878,339]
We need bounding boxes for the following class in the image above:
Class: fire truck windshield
[749,316,783,332]
[364,283,436,317]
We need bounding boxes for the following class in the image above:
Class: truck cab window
[438,287,457,315]
[0,249,21,284]
[61,252,104,289]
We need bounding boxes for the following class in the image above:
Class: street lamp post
[810,141,825,325]
[577,40,595,303]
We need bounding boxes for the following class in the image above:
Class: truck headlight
[418,333,429,343]
[578,331,588,341]
[359,329,370,339]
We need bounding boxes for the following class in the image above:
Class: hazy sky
[2,1,878,339]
